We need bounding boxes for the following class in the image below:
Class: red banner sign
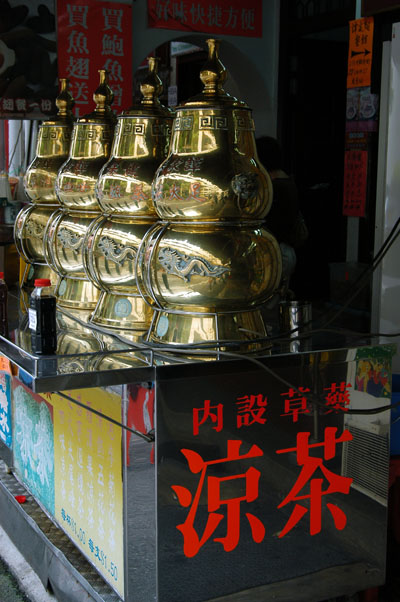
[147,0,262,37]
[57,0,133,117]
[343,148,368,217]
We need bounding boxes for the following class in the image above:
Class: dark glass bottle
[28,278,57,354]
[0,271,8,338]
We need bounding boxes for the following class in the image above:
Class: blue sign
[0,372,12,448]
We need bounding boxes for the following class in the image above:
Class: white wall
[131,0,280,137]
[372,25,400,372]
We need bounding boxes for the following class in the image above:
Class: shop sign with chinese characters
[347,17,374,89]
[52,388,125,599]
[0,0,57,118]
[147,0,262,37]
[156,348,391,602]
[57,0,133,117]
[174,383,354,557]
[155,347,391,602]
[343,132,369,217]
[7,380,124,598]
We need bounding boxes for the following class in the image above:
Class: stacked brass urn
[44,69,116,311]
[136,39,282,348]
[83,57,173,333]
[14,78,75,307]
[15,41,283,353]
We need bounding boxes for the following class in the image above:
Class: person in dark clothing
[256,136,309,330]
[256,135,308,250]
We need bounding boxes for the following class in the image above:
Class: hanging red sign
[147,0,262,38]
[343,148,368,217]
[57,0,133,117]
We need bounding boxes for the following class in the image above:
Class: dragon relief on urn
[15,78,76,304]
[139,39,282,348]
[82,57,173,331]
[45,70,116,311]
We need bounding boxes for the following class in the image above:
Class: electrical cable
[316,214,400,330]
[57,302,398,417]
[56,391,154,443]
[42,212,400,420]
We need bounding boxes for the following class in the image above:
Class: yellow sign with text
[53,388,124,598]
[347,17,374,89]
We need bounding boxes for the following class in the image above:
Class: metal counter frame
[0,314,396,601]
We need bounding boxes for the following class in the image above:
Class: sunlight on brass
[141,39,282,349]
[15,79,75,294]
[152,39,273,221]
[14,205,59,294]
[50,70,116,311]
[23,78,75,204]
[85,58,173,330]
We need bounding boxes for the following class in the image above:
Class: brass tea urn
[83,57,173,331]
[137,39,282,348]
[44,70,116,311]
[14,78,74,305]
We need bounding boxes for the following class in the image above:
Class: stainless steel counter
[0,292,398,602]
[0,292,395,393]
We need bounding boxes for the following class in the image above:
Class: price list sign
[53,388,125,598]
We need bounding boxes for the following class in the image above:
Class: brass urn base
[19,263,58,312]
[145,308,268,351]
[90,291,153,331]
[21,262,58,291]
[55,277,100,311]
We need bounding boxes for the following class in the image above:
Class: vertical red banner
[343,148,368,217]
[57,0,133,117]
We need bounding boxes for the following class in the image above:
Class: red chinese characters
[324,382,351,413]
[276,427,353,537]
[192,383,352,435]
[193,394,268,434]
[236,393,267,427]
[343,148,368,217]
[193,399,223,435]
[57,0,133,116]
[147,0,262,38]
[280,387,311,422]
[171,440,265,557]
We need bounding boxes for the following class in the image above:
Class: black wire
[56,391,155,443]
[146,344,399,416]
[317,214,400,330]
[52,214,400,419]
[57,209,400,351]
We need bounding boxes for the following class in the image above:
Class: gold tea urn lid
[53,77,75,124]
[125,56,173,118]
[35,77,75,134]
[180,38,247,109]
